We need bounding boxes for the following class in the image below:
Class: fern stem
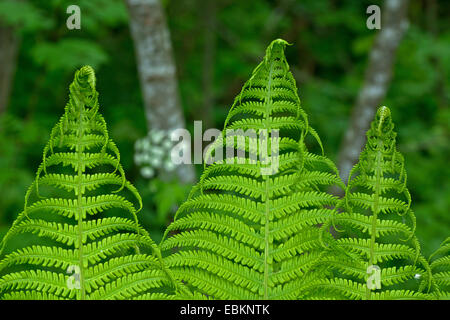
[75,85,87,300]
[366,145,383,300]
[262,54,275,299]
[263,177,270,299]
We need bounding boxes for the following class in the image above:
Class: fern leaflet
[424,237,450,299]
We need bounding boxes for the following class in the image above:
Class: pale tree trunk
[0,24,19,115]
[125,0,195,183]
[336,0,409,192]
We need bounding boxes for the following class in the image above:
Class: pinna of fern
[160,39,344,299]
[423,237,450,299]
[306,106,432,300]
[0,66,182,300]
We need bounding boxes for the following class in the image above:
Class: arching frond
[0,66,183,300]
[160,39,344,299]
[307,106,432,300]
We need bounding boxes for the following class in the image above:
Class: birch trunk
[125,0,195,183]
[336,0,409,189]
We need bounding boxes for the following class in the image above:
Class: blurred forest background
[0,0,448,256]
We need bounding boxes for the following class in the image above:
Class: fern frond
[160,39,343,299]
[0,66,183,300]
[311,106,432,300]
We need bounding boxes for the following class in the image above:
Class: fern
[305,106,432,300]
[160,39,344,299]
[424,237,450,299]
[0,66,180,300]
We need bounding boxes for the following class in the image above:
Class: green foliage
[0,0,53,32]
[148,180,191,226]
[305,107,432,300]
[426,237,450,299]
[0,0,448,300]
[0,40,447,300]
[160,39,344,299]
[0,67,178,300]
[32,39,108,71]
[2,0,447,255]
[135,179,192,244]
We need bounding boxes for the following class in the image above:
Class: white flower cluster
[134,129,177,179]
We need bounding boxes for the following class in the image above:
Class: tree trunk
[336,0,410,191]
[0,24,19,115]
[125,0,195,183]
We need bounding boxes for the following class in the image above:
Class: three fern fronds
[0,41,447,301]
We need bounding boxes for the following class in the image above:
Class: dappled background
[0,0,448,255]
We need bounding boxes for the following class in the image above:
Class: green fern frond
[160,39,343,299]
[0,66,182,300]
[310,106,432,300]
